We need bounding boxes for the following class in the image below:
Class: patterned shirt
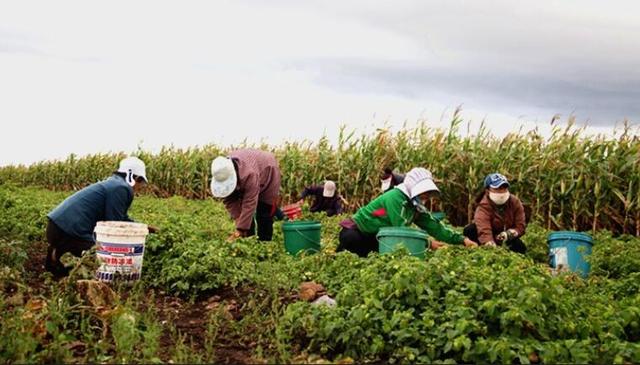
[223,149,281,231]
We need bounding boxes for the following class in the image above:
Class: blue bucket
[548,231,593,277]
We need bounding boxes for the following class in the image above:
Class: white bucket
[94,221,149,283]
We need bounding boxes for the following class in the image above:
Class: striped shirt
[224,149,281,231]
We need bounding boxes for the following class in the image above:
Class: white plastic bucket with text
[94,221,148,283]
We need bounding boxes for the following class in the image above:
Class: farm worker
[210,149,281,242]
[296,180,344,217]
[463,173,527,254]
[380,167,405,193]
[337,167,478,257]
[45,157,158,278]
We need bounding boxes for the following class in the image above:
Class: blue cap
[484,173,509,189]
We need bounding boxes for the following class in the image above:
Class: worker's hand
[463,238,478,248]
[430,240,448,250]
[483,241,497,247]
[506,229,518,239]
[147,225,160,234]
[226,230,245,242]
[296,199,304,206]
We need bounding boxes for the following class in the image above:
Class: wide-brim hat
[210,156,237,198]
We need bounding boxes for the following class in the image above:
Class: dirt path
[21,242,258,364]
[151,291,256,364]
[23,241,50,295]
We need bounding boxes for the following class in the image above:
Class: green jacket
[352,187,464,245]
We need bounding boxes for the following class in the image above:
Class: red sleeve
[474,203,495,244]
[235,174,259,231]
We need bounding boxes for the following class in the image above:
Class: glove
[496,231,508,242]
[497,229,518,242]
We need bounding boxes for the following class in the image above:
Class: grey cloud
[295,58,639,125]
[271,0,640,125]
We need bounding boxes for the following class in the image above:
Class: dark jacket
[473,192,526,244]
[47,174,134,242]
[300,185,343,217]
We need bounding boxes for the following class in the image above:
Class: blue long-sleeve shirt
[47,174,134,242]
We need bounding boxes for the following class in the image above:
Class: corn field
[1,116,639,235]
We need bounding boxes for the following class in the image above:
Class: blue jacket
[47,174,134,242]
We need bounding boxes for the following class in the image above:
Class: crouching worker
[337,167,477,257]
[463,173,527,254]
[380,167,405,193]
[45,157,158,278]
[297,180,343,217]
[210,149,281,242]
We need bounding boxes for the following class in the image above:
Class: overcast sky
[1,0,638,166]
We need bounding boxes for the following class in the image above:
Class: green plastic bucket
[282,220,321,256]
[377,226,428,259]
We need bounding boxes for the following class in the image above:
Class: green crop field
[1,121,639,363]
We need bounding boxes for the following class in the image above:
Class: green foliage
[277,249,640,363]
[1,185,640,363]
[590,231,640,278]
[0,185,66,242]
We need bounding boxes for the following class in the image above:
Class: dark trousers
[337,226,378,257]
[45,219,94,276]
[463,223,526,254]
[248,201,275,241]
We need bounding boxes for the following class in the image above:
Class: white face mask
[489,191,510,205]
[411,196,430,213]
[125,169,136,187]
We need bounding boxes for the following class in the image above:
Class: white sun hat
[380,176,392,192]
[210,156,237,198]
[403,167,439,198]
[323,180,336,197]
[117,157,147,186]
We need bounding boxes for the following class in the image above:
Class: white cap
[117,157,147,186]
[323,180,336,197]
[404,167,438,198]
[210,156,237,198]
[380,177,392,192]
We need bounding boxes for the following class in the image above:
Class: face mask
[125,169,136,187]
[411,196,428,213]
[489,192,510,205]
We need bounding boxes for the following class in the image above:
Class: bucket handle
[379,240,426,256]
[289,227,322,248]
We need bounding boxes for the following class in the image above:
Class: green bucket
[281,220,322,256]
[377,226,428,259]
